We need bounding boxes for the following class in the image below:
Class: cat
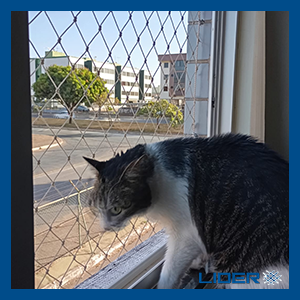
[83,133,289,289]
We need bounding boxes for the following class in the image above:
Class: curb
[32,140,63,152]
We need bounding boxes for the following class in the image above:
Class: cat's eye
[110,206,122,215]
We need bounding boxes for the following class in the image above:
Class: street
[33,127,174,206]
[32,110,169,124]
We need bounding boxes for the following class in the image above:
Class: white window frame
[208,11,238,137]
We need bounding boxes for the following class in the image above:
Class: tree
[32,65,109,123]
[137,99,183,127]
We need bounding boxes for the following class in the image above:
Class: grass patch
[32,118,184,135]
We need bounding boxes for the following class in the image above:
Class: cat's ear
[123,154,153,180]
[83,157,105,173]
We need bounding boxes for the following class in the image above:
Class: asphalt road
[32,111,169,124]
[33,127,173,206]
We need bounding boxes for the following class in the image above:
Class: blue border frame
[4,3,297,298]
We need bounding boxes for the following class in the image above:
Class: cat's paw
[157,275,177,289]
[156,278,171,289]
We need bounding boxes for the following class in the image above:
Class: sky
[28,11,189,86]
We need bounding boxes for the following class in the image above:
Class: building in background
[30,50,152,105]
[85,59,152,103]
[158,53,187,106]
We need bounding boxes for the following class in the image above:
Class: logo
[199,272,260,284]
[262,270,282,285]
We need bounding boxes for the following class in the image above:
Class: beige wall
[232,11,265,142]
[232,11,289,161]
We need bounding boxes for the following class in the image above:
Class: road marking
[32,140,63,152]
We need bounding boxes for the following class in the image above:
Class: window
[105,79,115,85]
[164,74,168,81]
[13,10,290,291]
[121,81,139,87]
[122,71,135,77]
[20,10,225,290]
[174,60,185,71]
[174,72,185,84]
[102,68,115,74]
[121,91,139,96]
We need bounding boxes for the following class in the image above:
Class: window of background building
[174,60,185,71]
[164,86,168,91]
[174,72,185,84]
[164,62,169,68]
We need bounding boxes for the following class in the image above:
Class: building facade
[157,53,187,106]
[30,50,152,104]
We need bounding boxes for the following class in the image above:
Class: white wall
[159,62,170,99]
[30,59,37,95]
[42,57,69,72]
[88,60,115,97]
[121,66,139,102]
[69,56,86,68]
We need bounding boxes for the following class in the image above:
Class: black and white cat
[84,133,289,289]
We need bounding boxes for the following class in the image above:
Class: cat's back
[193,133,289,195]
[146,133,288,186]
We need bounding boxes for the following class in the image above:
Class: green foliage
[95,91,111,107]
[138,99,183,127]
[32,65,109,122]
[95,91,121,107]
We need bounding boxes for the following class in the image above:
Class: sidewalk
[32,134,63,151]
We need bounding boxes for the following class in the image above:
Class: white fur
[145,143,207,289]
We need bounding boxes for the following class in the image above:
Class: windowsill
[75,230,167,289]
[75,228,211,289]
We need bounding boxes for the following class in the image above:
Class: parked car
[75,105,89,112]
[53,109,76,119]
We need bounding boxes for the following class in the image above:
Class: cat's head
[83,145,154,231]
